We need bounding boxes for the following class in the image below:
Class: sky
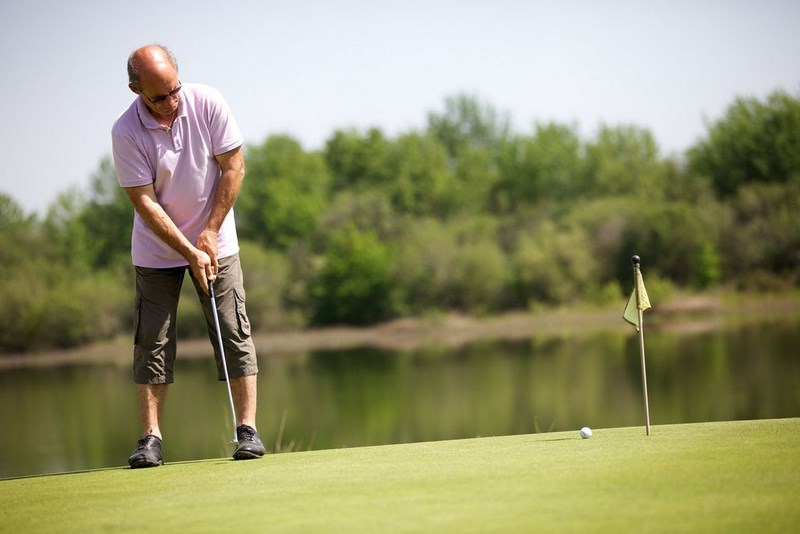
[1,0,799,215]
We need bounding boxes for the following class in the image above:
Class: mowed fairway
[1,419,797,533]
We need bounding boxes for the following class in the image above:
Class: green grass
[2,419,798,533]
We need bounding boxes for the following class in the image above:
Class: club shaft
[209,281,238,443]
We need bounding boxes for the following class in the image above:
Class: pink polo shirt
[111,83,243,268]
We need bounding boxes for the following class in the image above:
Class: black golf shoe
[233,425,266,460]
[128,435,163,468]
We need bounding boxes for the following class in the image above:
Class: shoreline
[2,291,799,371]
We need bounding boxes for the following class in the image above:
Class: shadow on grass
[0,457,241,482]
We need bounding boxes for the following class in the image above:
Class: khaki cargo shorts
[133,253,258,384]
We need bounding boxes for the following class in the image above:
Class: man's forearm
[207,147,245,233]
[125,185,196,261]
[207,167,243,233]
[126,184,214,290]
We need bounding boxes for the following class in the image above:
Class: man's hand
[196,228,219,281]
[187,247,214,294]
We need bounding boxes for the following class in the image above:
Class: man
[111,44,265,467]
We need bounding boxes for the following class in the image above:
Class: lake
[1,316,798,478]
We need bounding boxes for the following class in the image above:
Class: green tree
[386,132,454,216]
[495,122,584,209]
[79,157,134,268]
[427,95,509,215]
[319,189,399,242]
[0,194,38,267]
[449,144,500,215]
[427,94,510,157]
[688,90,800,197]
[239,135,331,249]
[43,188,93,272]
[583,124,666,198]
[324,128,393,192]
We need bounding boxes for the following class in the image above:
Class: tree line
[2,90,799,353]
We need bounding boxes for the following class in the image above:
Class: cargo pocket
[234,286,251,337]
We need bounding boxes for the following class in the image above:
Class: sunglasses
[144,81,182,105]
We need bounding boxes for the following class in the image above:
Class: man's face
[132,73,181,120]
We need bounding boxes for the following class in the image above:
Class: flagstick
[632,256,652,436]
[637,306,652,436]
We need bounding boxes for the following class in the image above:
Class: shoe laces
[138,435,159,449]
[238,425,256,441]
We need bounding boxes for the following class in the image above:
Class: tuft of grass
[271,409,315,454]
[1,419,798,533]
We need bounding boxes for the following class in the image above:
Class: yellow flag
[623,268,651,331]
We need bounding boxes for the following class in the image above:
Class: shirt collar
[135,93,187,131]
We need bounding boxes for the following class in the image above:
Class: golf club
[208,279,239,445]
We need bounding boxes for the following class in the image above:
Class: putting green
[2,419,797,532]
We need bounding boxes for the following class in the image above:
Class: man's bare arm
[124,183,214,292]
[196,145,245,274]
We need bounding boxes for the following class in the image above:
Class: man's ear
[128,83,141,95]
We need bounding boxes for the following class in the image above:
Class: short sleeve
[111,127,154,188]
[204,87,243,156]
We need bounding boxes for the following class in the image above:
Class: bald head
[127,45,179,87]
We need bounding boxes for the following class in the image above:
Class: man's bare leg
[230,374,264,458]
[137,383,168,439]
[230,375,257,429]
[129,383,168,467]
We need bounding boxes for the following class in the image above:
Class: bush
[585,280,624,307]
[511,222,599,306]
[0,265,129,353]
[393,217,508,314]
[721,183,800,281]
[394,218,460,313]
[448,237,509,314]
[310,226,399,326]
[565,197,641,284]
[318,190,400,244]
[734,269,796,293]
[238,241,296,330]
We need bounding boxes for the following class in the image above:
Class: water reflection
[1,318,798,478]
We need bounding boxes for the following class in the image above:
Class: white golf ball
[580,427,593,439]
